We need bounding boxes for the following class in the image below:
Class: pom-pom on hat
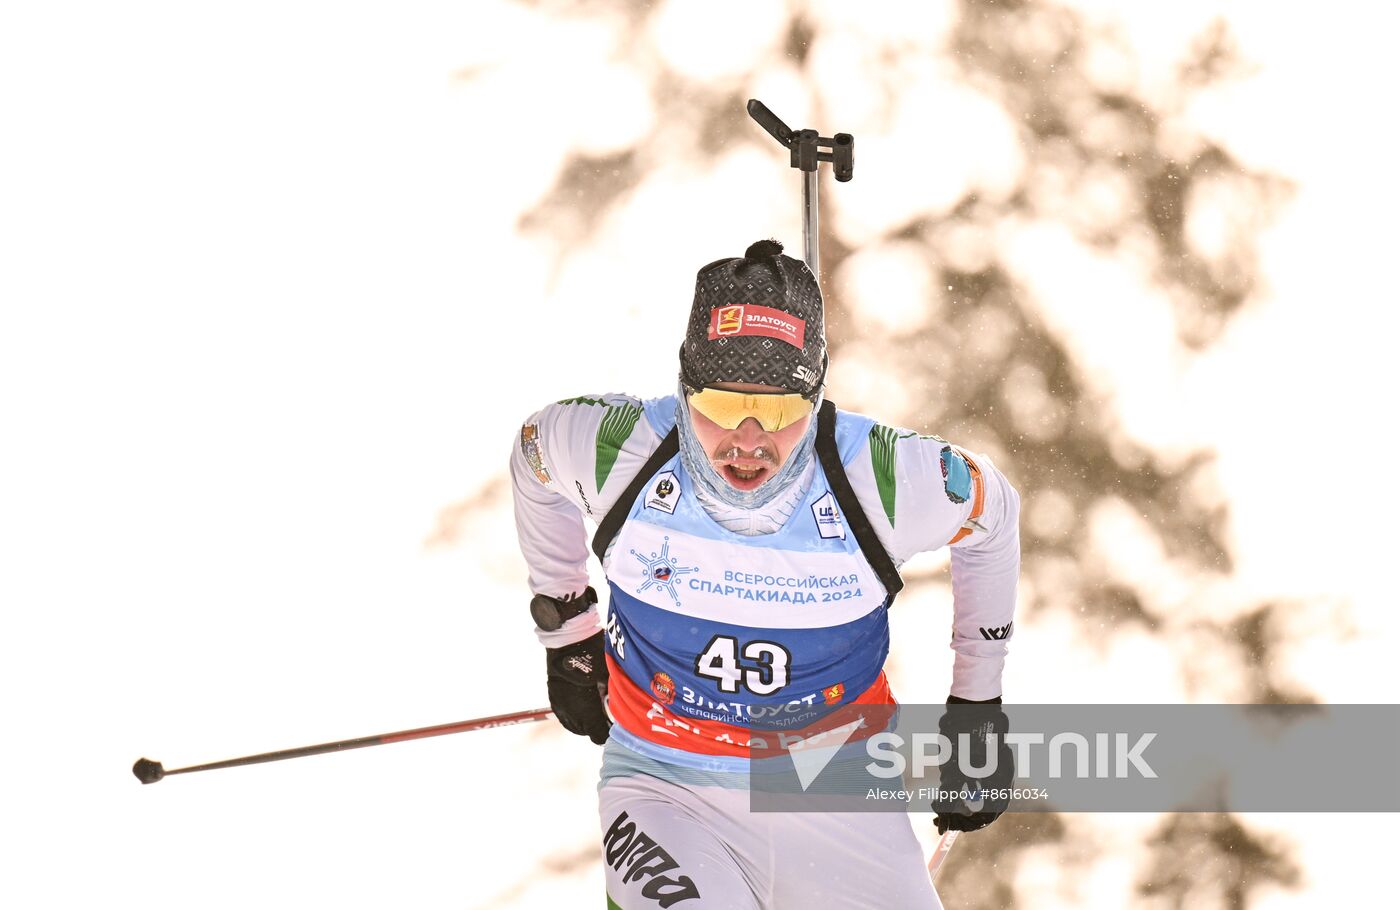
[679,239,827,399]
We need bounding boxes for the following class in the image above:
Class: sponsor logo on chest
[811,491,846,540]
[645,470,680,514]
[629,535,698,605]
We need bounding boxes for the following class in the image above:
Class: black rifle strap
[591,427,679,563]
[815,400,904,601]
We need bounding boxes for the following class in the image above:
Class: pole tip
[133,758,165,784]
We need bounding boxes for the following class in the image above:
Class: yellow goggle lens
[686,387,814,432]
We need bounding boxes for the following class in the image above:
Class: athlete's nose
[730,417,770,452]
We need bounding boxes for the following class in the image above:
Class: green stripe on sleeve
[595,404,643,492]
[868,424,915,527]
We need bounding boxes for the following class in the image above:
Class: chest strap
[815,400,904,602]
[591,427,679,562]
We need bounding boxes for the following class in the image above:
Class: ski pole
[132,706,553,784]
[746,98,854,283]
[926,829,959,881]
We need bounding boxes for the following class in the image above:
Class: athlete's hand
[545,632,611,745]
[933,697,1014,834]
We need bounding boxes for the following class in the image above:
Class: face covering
[675,380,822,510]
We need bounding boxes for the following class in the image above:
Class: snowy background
[2,1,1397,907]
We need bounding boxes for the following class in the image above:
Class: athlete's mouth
[718,460,772,490]
[722,464,767,484]
[714,445,778,491]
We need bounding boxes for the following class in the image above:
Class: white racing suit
[511,394,1020,909]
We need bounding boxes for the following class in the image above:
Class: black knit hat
[679,239,827,399]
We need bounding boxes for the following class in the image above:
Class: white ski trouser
[598,770,942,909]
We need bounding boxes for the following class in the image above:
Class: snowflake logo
[631,536,699,605]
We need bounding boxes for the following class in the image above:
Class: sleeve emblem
[520,424,552,485]
[938,445,972,504]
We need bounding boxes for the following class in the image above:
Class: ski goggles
[684,385,815,432]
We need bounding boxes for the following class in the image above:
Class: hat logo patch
[716,306,744,336]
[707,304,806,349]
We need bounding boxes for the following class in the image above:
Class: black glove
[545,631,611,745]
[933,696,1015,834]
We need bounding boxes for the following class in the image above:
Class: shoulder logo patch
[645,471,680,514]
[939,445,973,504]
[520,424,551,485]
[811,491,846,540]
